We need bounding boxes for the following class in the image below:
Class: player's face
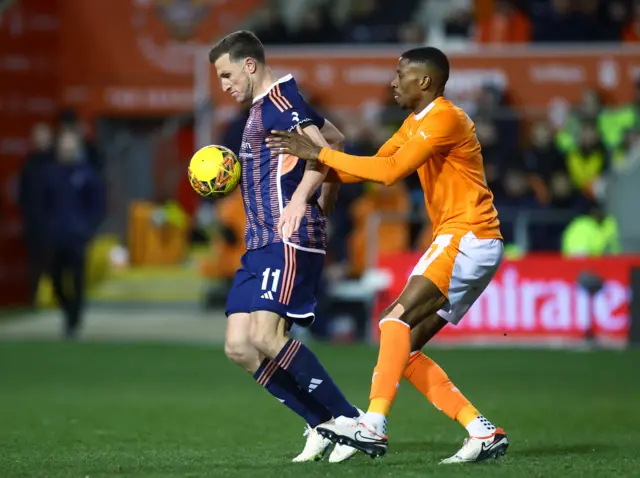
[214,53,252,104]
[390,58,428,110]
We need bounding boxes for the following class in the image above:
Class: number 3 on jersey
[413,234,453,276]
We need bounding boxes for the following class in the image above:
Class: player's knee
[249,327,279,358]
[380,276,448,329]
[379,303,410,326]
[224,339,257,370]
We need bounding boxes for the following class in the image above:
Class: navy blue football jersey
[239,75,327,253]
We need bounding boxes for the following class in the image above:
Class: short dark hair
[209,30,266,64]
[401,47,450,86]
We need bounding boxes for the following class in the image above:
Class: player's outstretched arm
[320,139,433,186]
[268,129,433,187]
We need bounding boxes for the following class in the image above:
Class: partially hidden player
[209,31,361,463]
[267,47,509,464]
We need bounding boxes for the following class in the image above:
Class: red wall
[0,0,59,305]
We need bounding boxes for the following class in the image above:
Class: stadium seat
[128,201,188,266]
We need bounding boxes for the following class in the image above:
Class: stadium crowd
[250,0,640,46]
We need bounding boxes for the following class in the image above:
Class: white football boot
[292,424,332,462]
[318,415,387,458]
[327,409,365,463]
[440,428,509,464]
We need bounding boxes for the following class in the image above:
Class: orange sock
[368,319,411,417]
[403,352,481,427]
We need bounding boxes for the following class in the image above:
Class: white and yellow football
[188,145,241,197]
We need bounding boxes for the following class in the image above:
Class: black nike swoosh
[477,436,508,460]
[481,441,498,453]
[354,430,386,444]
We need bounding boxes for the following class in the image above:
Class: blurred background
[1,0,640,348]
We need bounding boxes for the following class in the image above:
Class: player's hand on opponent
[278,199,306,241]
[267,125,322,161]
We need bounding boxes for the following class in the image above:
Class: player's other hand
[278,198,306,241]
[267,125,322,161]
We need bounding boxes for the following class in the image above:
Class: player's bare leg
[225,313,261,373]
[250,310,361,462]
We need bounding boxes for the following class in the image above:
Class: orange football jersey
[320,97,502,240]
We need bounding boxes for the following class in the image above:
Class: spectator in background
[623,0,640,42]
[58,109,103,173]
[476,0,531,44]
[502,169,540,211]
[397,23,426,44]
[18,123,54,307]
[522,121,567,206]
[604,78,640,151]
[44,128,106,339]
[533,0,586,42]
[251,6,291,44]
[576,0,604,41]
[290,5,343,43]
[565,120,610,198]
[475,118,504,196]
[413,0,473,47]
[556,88,607,152]
[493,167,542,247]
[343,0,396,43]
[561,200,621,257]
[522,121,588,250]
[601,0,628,41]
[473,84,520,164]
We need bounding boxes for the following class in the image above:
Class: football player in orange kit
[266,47,509,464]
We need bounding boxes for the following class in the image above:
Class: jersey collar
[413,97,441,120]
[253,74,293,104]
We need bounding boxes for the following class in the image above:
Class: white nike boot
[327,409,365,463]
[292,424,332,462]
[440,428,509,464]
[317,415,388,458]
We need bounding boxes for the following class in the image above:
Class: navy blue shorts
[225,242,325,327]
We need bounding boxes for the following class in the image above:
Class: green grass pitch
[1,342,639,477]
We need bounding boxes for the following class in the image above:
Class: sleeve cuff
[318,147,333,165]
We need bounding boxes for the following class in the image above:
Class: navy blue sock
[275,339,359,419]
[254,359,332,428]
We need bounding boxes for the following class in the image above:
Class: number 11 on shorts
[261,268,281,292]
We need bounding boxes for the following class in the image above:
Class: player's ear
[421,75,432,91]
[244,58,257,74]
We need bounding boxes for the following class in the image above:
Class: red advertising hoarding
[374,254,640,347]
